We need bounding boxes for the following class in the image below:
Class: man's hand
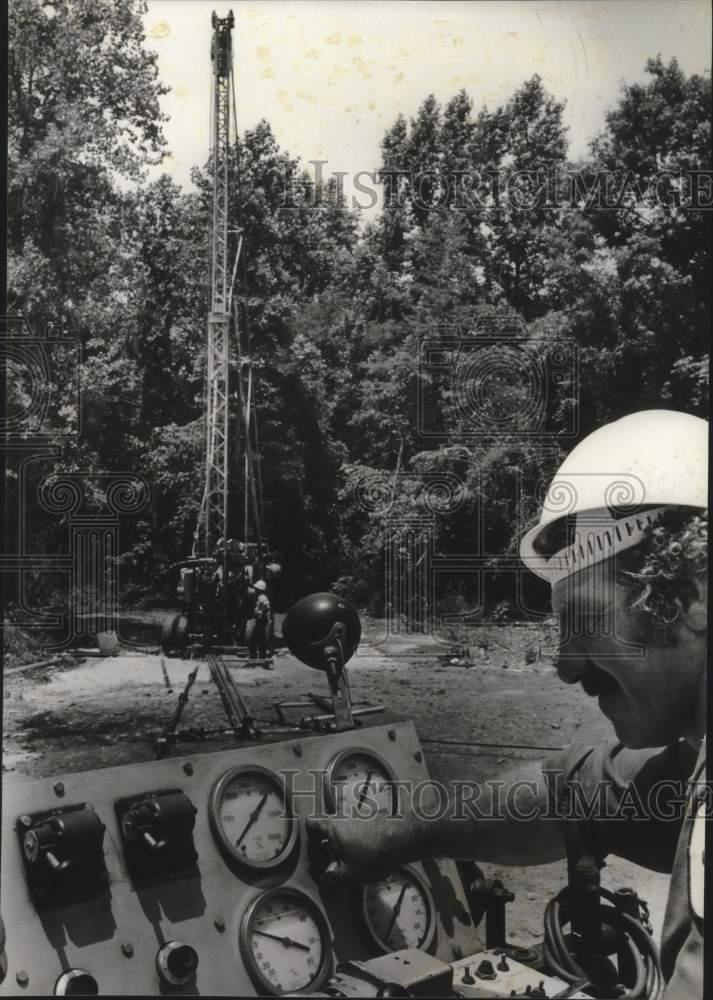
[306,813,425,885]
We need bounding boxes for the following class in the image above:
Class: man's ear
[674,575,708,633]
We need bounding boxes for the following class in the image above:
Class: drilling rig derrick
[162,10,276,661]
[198,9,235,560]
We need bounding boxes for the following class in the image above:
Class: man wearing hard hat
[308,410,707,999]
[245,578,271,659]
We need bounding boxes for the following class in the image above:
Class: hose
[543,886,664,999]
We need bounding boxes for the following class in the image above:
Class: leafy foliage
[6,5,709,618]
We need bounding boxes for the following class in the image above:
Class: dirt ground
[2,613,669,947]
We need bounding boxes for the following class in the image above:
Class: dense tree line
[7,0,710,617]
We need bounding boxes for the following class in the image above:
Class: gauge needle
[357,771,373,806]
[254,930,311,953]
[235,792,268,847]
[384,882,408,941]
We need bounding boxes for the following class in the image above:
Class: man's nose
[554,617,589,681]
[552,648,586,684]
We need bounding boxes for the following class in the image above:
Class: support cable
[420,736,564,753]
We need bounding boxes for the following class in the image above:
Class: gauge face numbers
[241,889,331,996]
[361,867,436,953]
[209,767,297,870]
[325,750,396,817]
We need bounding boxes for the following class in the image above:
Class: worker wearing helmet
[307,410,707,999]
[245,579,271,659]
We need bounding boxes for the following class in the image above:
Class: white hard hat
[520,410,708,584]
[254,579,267,592]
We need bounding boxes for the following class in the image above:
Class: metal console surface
[0,722,482,996]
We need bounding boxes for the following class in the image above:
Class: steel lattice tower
[197,10,235,557]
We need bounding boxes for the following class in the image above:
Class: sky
[143,0,711,199]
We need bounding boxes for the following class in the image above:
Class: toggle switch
[156,941,199,987]
[54,970,99,996]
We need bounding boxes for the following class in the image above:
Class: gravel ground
[2,613,669,947]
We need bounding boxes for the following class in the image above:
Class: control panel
[0,723,483,996]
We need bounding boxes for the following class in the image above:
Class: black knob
[54,970,99,996]
[376,985,411,998]
[282,594,361,670]
[476,958,497,980]
[157,941,199,986]
[168,945,197,980]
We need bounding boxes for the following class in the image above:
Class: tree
[7,0,173,525]
[327,63,708,613]
[8,0,168,327]
[441,90,476,176]
[591,56,710,176]
[6,0,172,602]
[574,57,711,427]
[123,177,208,431]
[479,76,570,317]
[7,12,708,616]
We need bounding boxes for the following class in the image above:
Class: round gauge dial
[324,749,396,817]
[209,765,297,870]
[361,865,436,953]
[240,888,332,996]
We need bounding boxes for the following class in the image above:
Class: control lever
[123,800,170,851]
[22,815,97,874]
[456,861,515,948]
[283,593,361,731]
[18,805,107,908]
[24,820,72,873]
[116,789,198,883]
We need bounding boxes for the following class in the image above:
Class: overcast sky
[144,0,711,197]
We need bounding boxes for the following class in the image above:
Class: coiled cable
[543,886,664,999]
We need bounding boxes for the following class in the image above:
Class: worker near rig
[245,578,271,659]
[308,410,707,999]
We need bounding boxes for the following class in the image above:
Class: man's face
[551,561,704,748]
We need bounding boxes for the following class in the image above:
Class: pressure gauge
[324,748,397,817]
[360,865,436,953]
[209,765,298,871]
[240,887,332,995]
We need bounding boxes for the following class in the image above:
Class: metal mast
[196,10,235,557]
